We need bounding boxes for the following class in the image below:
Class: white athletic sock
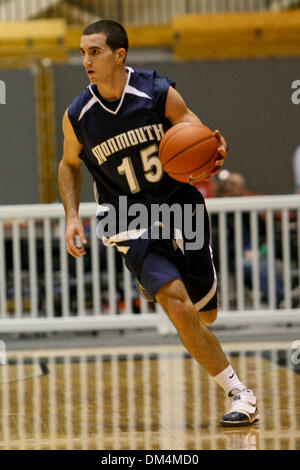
[212,365,246,395]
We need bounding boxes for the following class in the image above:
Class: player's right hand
[209,130,227,177]
[65,216,87,258]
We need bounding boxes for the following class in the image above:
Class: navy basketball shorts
[139,239,218,312]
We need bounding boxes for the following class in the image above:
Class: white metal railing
[0,0,298,24]
[0,194,299,333]
[206,195,300,331]
[0,202,160,333]
[270,0,300,11]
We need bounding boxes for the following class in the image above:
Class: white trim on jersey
[79,67,152,119]
[125,84,152,101]
[78,95,98,121]
[193,245,217,311]
[97,226,149,256]
[194,277,217,312]
[88,68,133,116]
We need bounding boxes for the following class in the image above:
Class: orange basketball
[159,122,219,183]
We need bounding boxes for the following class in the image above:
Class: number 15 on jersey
[117,144,163,194]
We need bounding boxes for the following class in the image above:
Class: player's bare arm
[58,110,87,258]
[165,85,202,125]
[165,86,228,176]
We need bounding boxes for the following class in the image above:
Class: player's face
[80,33,119,83]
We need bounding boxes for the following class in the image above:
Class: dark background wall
[1,57,299,204]
[0,68,39,204]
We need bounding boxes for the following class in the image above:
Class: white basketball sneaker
[220,388,259,427]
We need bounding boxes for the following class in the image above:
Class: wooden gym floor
[0,341,299,450]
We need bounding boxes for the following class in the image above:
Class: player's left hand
[209,130,228,177]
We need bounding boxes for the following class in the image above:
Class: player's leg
[136,240,259,426]
[156,278,259,426]
[156,279,228,376]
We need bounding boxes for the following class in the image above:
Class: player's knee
[156,281,195,326]
[198,308,218,325]
[158,291,190,319]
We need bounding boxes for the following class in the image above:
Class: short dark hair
[82,19,129,54]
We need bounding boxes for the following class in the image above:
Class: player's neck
[95,67,128,101]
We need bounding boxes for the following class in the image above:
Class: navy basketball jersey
[68,67,183,210]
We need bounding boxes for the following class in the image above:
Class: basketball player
[58,20,259,427]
